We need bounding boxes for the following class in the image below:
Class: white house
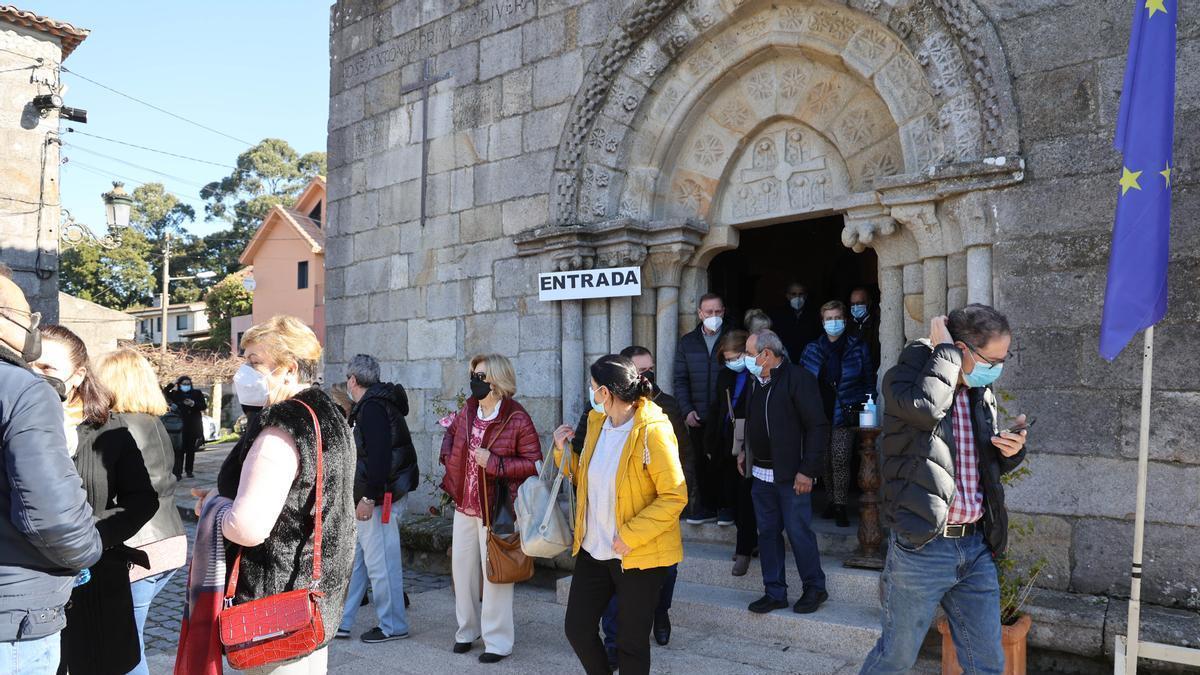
[126,300,209,345]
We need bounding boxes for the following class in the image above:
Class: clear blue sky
[20,1,331,236]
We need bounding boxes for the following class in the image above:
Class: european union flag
[1099,0,1177,361]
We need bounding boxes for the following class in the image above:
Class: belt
[943,522,978,538]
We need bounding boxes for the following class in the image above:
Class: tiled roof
[0,5,89,59]
[282,209,325,251]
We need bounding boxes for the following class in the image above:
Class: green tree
[59,228,155,309]
[195,269,253,352]
[201,139,326,276]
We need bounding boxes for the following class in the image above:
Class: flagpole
[1123,325,1154,674]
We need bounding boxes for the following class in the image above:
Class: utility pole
[161,232,170,354]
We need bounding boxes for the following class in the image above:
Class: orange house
[233,177,326,352]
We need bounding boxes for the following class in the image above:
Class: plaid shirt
[947,388,983,524]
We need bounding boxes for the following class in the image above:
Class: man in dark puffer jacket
[338,354,418,643]
[860,305,1029,675]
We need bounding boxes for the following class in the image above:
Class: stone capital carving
[842,203,897,253]
[890,201,950,260]
[644,243,695,288]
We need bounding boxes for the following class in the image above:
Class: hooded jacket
[879,340,1027,555]
[350,382,418,502]
[0,345,103,641]
[556,399,687,570]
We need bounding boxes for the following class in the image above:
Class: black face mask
[470,378,492,401]
[40,374,66,401]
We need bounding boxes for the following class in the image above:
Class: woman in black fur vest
[195,315,356,673]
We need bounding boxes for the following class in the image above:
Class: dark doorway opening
[707,215,879,329]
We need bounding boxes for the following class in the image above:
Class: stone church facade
[325,0,1200,660]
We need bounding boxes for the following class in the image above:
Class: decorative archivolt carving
[552,0,1019,225]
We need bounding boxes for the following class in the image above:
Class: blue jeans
[751,477,826,601]
[129,569,178,675]
[0,633,60,675]
[601,564,677,650]
[860,532,1003,675]
[340,497,409,637]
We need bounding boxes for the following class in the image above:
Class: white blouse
[582,416,634,561]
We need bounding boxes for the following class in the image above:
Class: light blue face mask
[726,357,746,373]
[850,304,869,320]
[180,384,192,392]
[824,319,846,337]
[744,354,764,378]
[964,362,1003,388]
[588,386,606,414]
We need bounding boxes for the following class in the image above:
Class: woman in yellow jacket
[554,354,687,675]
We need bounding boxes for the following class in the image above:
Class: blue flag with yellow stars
[1099,0,1177,361]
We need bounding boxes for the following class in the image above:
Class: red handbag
[218,400,327,670]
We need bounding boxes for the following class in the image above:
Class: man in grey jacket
[860,306,1028,675]
[0,277,103,672]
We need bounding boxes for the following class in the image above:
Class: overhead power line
[61,65,255,147]
[64,128,236,169]
[63,143,211,189]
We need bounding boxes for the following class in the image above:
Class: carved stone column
[922,256,948,323]
[645,244,693,394]
[609,296,632,353]
[634,292,655,351]
[560,299,584,421]
[967,245,993,305]
[584,299,609,366]
[878,266,905,385]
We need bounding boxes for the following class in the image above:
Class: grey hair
[346,353,380,387]
[744,308,772,333]
[947,304,1011,349]
[752,329,787,359]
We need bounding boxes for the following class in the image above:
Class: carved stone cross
[740,128,830,211]
[399,59,451,228]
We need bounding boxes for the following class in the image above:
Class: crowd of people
[0,264,1028,674]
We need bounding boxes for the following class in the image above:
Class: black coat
[771,304,821,364]
[61,415,159,675]
[123,413,186,548]
[671,323,729,421]
[879,341,1027,555]
[703,367,751,461]
[165,386,207,439]
[0,346,102,642]
[744,362,829,483]
[350,382,418,502]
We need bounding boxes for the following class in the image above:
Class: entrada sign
[538,266,642,302]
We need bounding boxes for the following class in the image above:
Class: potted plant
[428,390,467,518]
[938,393,1047,675]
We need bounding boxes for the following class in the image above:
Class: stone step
[556,577,882,661]
[680,515,862,556]
[678,541,880,607]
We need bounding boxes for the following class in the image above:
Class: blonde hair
[95,348,169,416]
[470,353,517,399]
[241,316,323,382]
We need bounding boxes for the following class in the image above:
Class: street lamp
[60,181,132,250]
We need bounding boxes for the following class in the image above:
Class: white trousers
[452,510,515,655]
[241,646,327,674]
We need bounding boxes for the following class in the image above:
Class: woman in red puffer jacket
[439,353,541,665]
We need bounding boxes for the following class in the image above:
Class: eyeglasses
[0,308,40,333]
[965,342,1011,367]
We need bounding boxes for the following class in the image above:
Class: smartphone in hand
[999,417,1036,436]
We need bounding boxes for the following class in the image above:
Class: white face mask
[702,315,723,333]
[233,363,270,407]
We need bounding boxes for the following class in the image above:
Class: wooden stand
[844,426,885,570]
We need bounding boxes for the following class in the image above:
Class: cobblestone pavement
[142,443,451,658]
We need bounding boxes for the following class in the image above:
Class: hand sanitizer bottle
[859,395,877,429]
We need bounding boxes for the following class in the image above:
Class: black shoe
[653,612,671,646]
[793,588,829,614]
[834,505,850,528]
[453,641,474,654]
[478,652,507,664]
[716,508,736,526]
[685,507,717,525]
[606,647,618,671]
[361,626,409,643]
[174,474,182,481]
[748,595,789,614]
[335,628,351,639]
[186,472,194,478]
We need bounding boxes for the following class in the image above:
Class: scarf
[174,495,232,675]
[64,399,83,457]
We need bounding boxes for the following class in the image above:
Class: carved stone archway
[520,0,1026,415]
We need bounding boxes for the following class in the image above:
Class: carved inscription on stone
[353,119,384,160]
